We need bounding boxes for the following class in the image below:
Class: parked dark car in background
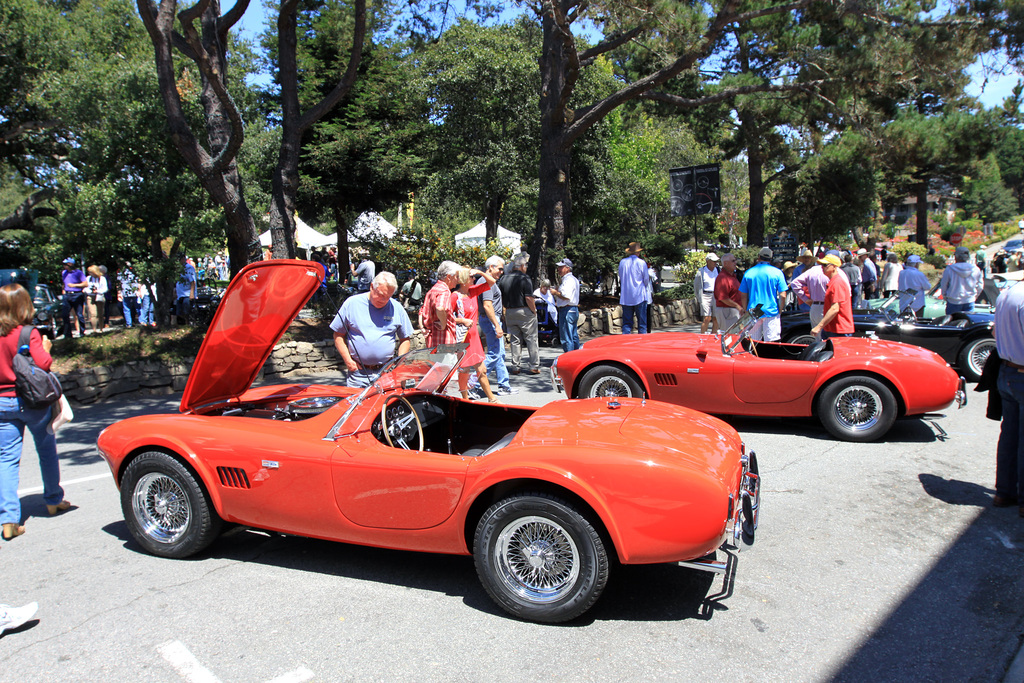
[780,293,994,381]
[1,269,60,338]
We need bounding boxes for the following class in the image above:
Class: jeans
[138,295,154,325]
[61,292,85,337]
[345,369,377,388]
[621,302,648,334]
[122,296,139,327]
[996,366,1024,501]
[472,317,510,390]
[557,306,581,352]
[945,301,974,315]
[0,396,62,524]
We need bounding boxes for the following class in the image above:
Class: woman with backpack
[0,284,70,541]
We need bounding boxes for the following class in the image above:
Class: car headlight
[36,310,49,321]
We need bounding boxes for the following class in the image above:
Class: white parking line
[267,667,315,683]
[17,473,110,496]
[158,640,315,683]
[157,640,223,683]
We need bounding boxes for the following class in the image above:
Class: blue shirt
[175,263,196,299]
[618,255,649,306]
[738,261,787,317]
[997,282,1024,365]
[330,293,413,366]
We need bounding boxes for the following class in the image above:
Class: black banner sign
[669,164,722,217]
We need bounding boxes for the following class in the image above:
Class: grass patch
[49,317,334,374]
[51,326,207,373]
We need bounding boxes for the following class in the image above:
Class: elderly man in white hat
[693,252,720,334]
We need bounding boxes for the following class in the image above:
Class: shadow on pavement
[828,477,1024,682]
[101,521,725,624]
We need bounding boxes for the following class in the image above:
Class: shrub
[924,253,947,268]
[891,242,928,259]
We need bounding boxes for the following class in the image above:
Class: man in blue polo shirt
[331,272,413,388]
[739,246,788,341]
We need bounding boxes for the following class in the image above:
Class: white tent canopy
[454,221,521,251]
[259,217,336,250]
[348,212,398,242]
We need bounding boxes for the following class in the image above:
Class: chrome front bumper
[681,448,760,576]
[550,357,563,393]
[955,376,967,408]
[725,448,760,550]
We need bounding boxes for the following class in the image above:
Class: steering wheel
[381,396,424,450]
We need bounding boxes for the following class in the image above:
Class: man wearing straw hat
[619,242,651,334]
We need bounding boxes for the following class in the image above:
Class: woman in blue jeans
[0,284,70,540]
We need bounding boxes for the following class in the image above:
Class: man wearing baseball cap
[810,254,854,339]
[938,245,983,315]
[692,252,720,334]
[738,246,788,341]
[550,257,581,352]
[898,254,930,317]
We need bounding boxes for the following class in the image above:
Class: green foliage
[770,134,879,246]
[731,246,764,269]
[963,152,1017,222]
[923,253,947,268]
[891,241,928,260]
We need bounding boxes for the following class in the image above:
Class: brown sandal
[2,523,25,540]
[47,501,72,516]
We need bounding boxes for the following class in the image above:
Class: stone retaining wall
[61,299,699,404]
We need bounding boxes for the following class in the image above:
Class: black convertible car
[780,293,995,382]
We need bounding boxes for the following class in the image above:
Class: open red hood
[179,260,325,412]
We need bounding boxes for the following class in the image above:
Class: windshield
[720,305,763,355]
[326,343,467,439]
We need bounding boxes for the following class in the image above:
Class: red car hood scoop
[179,260,326,413]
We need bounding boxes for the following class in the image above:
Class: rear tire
[577,365,644,399]
[817,375,897,442]
[121,451,222,558]
[958,337,995,382]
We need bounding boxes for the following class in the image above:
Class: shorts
[698,291,715,317]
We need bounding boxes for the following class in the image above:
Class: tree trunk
[137,0,259,278]
[268,0,365,262]
[533,10,571,280]
[484,194,503,244]
[746,148,767,247]
[332,204,352,278]
[915,180,929,245]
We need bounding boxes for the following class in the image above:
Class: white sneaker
[0,602,37,634]
[496,386,519,395]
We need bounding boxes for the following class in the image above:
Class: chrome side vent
[217,466,251,489]
[653,373,678,386]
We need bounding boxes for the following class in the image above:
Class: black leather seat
[463,431,518,458]
[798,339,834,362]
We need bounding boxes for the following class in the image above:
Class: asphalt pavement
[1,328,1023,682]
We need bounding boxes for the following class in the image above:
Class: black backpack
[13,325,62,409]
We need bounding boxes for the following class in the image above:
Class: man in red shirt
[713,253,743,331]
[810,254,854,340]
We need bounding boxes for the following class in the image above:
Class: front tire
[958,337,995,382]
[121,451,222,558]
[474,493,609,623]
[817,375,897,442]
[576,364,644,399]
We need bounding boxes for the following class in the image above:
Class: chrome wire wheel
[587,375,634,398]
[966,339,996,380]
[132,472,192,545]
[494,515,580,603]
[832,384,883,432]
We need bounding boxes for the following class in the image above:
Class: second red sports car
[552,309,967,442]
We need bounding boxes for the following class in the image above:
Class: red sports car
[97,261,760,623]
[552,310,967,442]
